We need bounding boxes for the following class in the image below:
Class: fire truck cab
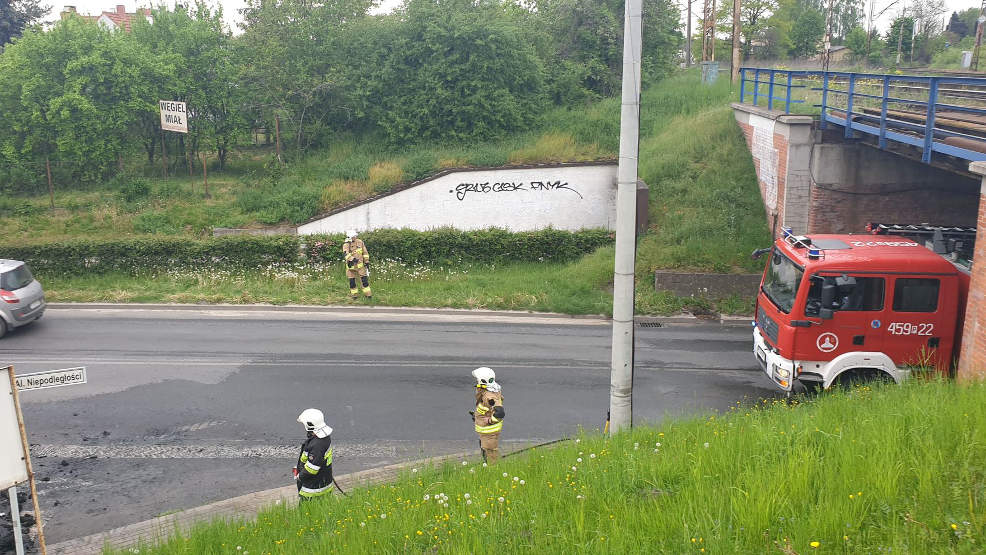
[753,228,971,393]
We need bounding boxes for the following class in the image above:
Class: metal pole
[866,0,875,58]
[822,0,833,71]
[8,368,47,555]
[731,0,741,83]
[8,486,24,555]
[973,1,986,71]
[686,0,692,67]
[610,0,642,435]
[896,17,905,65]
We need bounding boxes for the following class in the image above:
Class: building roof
[60,5,151,32]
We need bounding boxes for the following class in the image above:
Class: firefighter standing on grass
[471,367,505,464]
[294,408,334,500]
[342,230,372,299]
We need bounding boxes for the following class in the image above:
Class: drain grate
[637,321,663,328]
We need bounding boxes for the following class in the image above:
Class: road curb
[47,303,752,326]
[47,448,505,554]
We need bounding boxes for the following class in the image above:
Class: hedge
[0,229,614,277]
[0,235,301,276]
[304,228,614,265]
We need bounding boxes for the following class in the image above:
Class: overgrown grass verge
[115,380,986,554]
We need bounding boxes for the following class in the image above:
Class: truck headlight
[773,364,790,379]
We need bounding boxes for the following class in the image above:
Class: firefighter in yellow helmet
[471,367,504,464]
[342,230,372,299]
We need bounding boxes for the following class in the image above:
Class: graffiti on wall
[749,114,778,211]
[451,180,584,201]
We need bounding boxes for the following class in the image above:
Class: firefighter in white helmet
[342,230,372,299]
[470,367,505,464]
[294,408,334,500]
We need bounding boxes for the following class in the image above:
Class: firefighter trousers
[478,432,500,464]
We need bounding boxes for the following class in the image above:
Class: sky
[41,0,985,36]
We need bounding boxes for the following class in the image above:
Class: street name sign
[14,367,87,392]
[159,100,188,133]
[1,366,28,490]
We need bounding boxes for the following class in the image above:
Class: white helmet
[297,408,333,438]
[346,229,358,241]
[471,366,499,391]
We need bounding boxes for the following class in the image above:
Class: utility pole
[731,0,741,82]
[866,0,875,59]
[702,0,716,61]
[896,15,905,65]
[973,0,986,70]
[822,0,834,71]
[686,0,693,67]
[610,0,642,435]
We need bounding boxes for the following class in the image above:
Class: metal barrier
[739,67,986,164]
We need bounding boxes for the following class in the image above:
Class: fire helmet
[471,367,496,388]
[297,408,333,438]
[346,230,358,241]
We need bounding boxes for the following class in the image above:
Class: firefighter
[342,230,372,299]
[294,408,334,501]
[471,367,505,464]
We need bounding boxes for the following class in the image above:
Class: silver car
[0,259,45,339]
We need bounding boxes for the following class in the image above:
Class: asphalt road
[0,306,778,543]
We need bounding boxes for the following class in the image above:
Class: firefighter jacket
[296,435,333,498]
[343,239,370,270]
[474,388,504,434]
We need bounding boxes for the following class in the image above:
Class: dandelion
[417,531,423,536]
[810,541,820,548]
[575,438,581,443]
[590,453,596,459]
[467,499,473,505]
[503,472,508,477]
[462,461,468,465]
[469,468,476,474]
[633,442,639,450]
[423,494,430,501]
[513,476,519,481]
[951,523,958,530]
[572,466,577,471]
[519,480,525,485]
[576,495,584,500]
[498,497,505,503]
[412,468,418,473]
[482,463,488,467]
[655,442,661,447]
[463,493,471,499]
[703,442,710,448]
[653,449,659,453]
[359,522,366,528]
[380,514,387,519]
[481,513,488,519]
[577,458,583,463]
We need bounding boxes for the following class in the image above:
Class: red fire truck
[753,224,974,394]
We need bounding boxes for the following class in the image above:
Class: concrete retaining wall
[297,163,618,235]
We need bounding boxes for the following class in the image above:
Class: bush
[303,228,613,265]
[0,235,301,276]
[117,178,152,203]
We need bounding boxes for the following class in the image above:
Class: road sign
[1,367,28,490]
[159,100,188,133]
[14,367,87,392]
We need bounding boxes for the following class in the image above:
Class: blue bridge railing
[739,67,986,164]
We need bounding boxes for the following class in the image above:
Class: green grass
[11,70,768,315]
[113,379,986,554]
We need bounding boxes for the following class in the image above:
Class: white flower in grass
[380,513,387,519]
[704,442,710,448]
[633,442,639,450]
[502,472,508,477]
[577,457,582,463]
[481,512,488,519]
[519,480,525,485]
[498,497,505,503]
[653,449,659,453]
[576,494,584,500]
[462,461,467,465]
[467,499,473,505]
[590,453,596,459]
[411,468,418,473]
[423,494,430,501]
[359,522,366,527]
[513,476,519,482]
[655,442,661,447]
[469,468,476,474]
[572,466,577,471]
[463,493,471,499]
[482,463,488,468]
[575,439,581,443]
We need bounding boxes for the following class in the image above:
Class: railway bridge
[733,68,986,380]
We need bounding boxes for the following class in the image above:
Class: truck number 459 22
[887,322,934,336]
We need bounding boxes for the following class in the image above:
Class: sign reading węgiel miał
[14,367,87,392]
[159,100,188,133]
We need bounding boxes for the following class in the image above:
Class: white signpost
[1,365,86,555]
[159,100,188,134]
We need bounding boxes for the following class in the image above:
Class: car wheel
[0,319,7,340]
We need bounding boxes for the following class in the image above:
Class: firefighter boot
[361,275,372,298]
[348,278,358,299]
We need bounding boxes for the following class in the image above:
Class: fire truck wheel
[834,368,892,389]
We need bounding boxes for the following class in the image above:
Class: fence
[739,67,986,164]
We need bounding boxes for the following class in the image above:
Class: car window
[805,275,885,315]
[892,278,939,313]
[0,264,33,291]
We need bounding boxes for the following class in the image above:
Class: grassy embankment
[9,71,770,314]
[115,379,986,554]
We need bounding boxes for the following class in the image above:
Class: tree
[946,11,968,37]
[845,25,867,59]
[341,0,546,144]
[237,0,374,158]
[0,0,47,48]
[740,0,779,58]
[789,8,824,57]
[885,15,914,62]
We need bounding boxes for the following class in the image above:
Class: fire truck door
[805,274,886,358]
[884,276,954,370]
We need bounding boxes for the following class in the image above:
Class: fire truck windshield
[762,247,803,314]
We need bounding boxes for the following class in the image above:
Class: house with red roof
[60,5,152,32]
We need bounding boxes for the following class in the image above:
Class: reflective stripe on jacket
[474,389,504,434]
